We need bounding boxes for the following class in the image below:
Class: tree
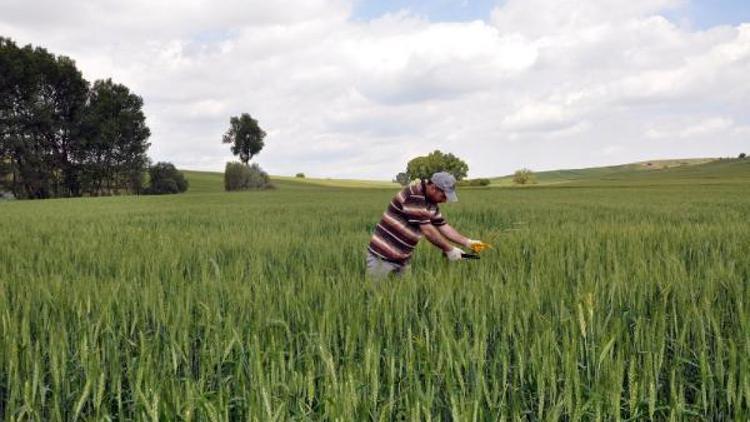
[46,55,90,197]
[405,150,468,181]
[512,168,535,185]
[144,162,188,194]
[222,113,266,165]
[740,153,746,159]
[0,37,44,198]
[77,79,151,195]
[0,37,89,198]
[295,172,305,178]
[0,158,11,193]
[0,38,151,199]
[393,172,410,186]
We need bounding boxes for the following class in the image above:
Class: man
[366,171,486,279]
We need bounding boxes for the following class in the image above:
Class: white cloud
[501,102,575,132]
[645,117,734,139]
[490,0,682,37]
[1,0,749,178]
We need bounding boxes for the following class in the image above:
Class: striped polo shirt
[368,179,446,264]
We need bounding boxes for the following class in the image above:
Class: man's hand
[445,247,463,261]
[466,239,492,253]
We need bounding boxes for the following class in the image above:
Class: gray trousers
[366,251,410,279]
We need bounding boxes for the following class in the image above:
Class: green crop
[1,179,749,420]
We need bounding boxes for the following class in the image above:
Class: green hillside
[182,170,398,194]
[184,158,748,194]
[490,158,750,186]
[180,170,225,193]
[568,158,750,186]
[272,175,397,189]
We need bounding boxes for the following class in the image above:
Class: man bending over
[366,171,486,279]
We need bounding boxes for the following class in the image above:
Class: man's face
[426,183,447,203]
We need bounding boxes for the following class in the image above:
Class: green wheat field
[1,159,749,420]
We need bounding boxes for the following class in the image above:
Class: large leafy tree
[1,38,151,199]
[77,79,151,195]
[222,113,266,165]
[0,37,88,198]
[46,55,89,196]
[405,150,469,181]
[0,37,36,197]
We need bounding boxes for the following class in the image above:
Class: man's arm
[420,224,455,252]
[436,224,470,247]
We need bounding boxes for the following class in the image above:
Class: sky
[1,1,748,179]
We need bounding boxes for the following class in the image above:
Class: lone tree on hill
[513,168,535,185]
[404,150,468,181]
[222,113,266,165]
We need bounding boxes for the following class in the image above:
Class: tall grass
[1,181,749,419]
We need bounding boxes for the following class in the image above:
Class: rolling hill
[181,171,398,194]
[182,157,749,193]
[489,158,721,186]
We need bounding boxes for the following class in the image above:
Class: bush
[295,173,305,178]
[393,172,410,186]
[224,162,246,191]
[740,153,746,159]
[457,178,491,187]
[144,162,188,195]
[513,168,535,185]
[225,162,272,191]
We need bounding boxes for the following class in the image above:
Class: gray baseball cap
[431,172,458,202]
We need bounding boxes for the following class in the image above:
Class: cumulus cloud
[490,0,682,37]
[645,117,735,139]
[1,0,748,178]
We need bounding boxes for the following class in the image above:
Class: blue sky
[353,0,750,29]
[671,0,750,29]
[352,0,499,22]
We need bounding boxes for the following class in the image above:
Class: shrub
[393,172,410,186]
[513,168,535,185]
[224,162,247,191]
[457,178,491,187]
[144,162,188,195]
[740,153,746,159]
[225,162,272,191]
[295,173,305,178]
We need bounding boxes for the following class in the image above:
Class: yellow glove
[466,239,492,253]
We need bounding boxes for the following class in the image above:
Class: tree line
[0,37,156,199]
